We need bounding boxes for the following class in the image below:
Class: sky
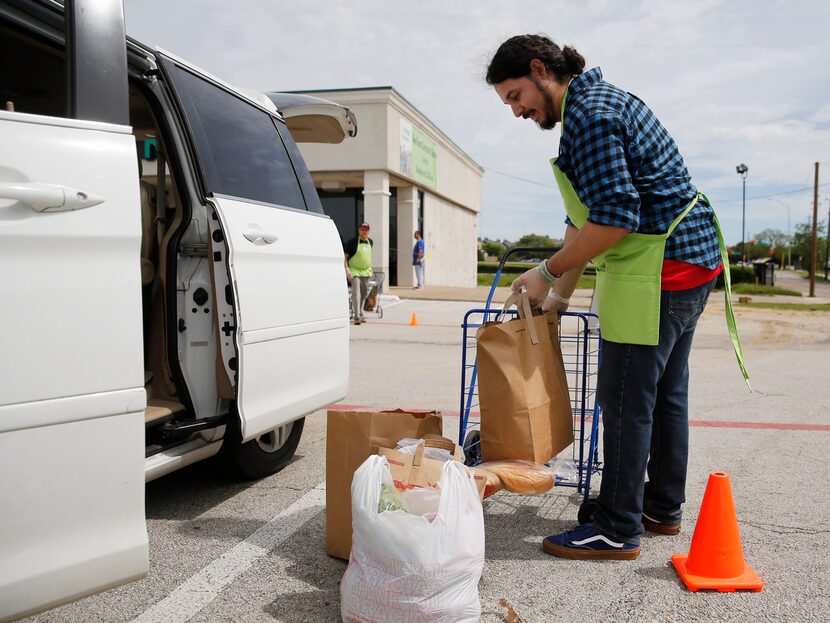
[124,0,830,246]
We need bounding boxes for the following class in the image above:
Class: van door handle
[0,182,105,212]
[243,230,278,245]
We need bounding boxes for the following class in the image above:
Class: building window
[318,189,363,245]
[388,188,398,286]
[417,190,425,235]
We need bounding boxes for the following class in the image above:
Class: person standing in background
[344,222,373,325]
[412,230,425,289]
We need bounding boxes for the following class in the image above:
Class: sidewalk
[390,275,830,307]
[773,267,830,299]
[389,285,595,309]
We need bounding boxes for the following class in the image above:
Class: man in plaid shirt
[487,34,724,560]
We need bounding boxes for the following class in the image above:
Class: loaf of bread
[478,460,555,495]
[471,466,503,498]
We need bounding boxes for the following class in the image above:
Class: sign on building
[400,119,436,188]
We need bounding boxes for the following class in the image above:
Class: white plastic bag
[401,486,441,519]
[341,455,485,623]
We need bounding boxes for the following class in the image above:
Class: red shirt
[661,260,723,291]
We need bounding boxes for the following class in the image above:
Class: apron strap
[665,193,700,238]
[707,197,751,390]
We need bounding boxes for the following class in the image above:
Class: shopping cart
[349,271,385,320]
[459,246,602,523]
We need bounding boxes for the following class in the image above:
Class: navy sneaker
[642,512,681,535]
[543,523,640,560]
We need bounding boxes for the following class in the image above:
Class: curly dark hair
[486,34,585,84]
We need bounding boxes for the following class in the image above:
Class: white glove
[542,288,570,312]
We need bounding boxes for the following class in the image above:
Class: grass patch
[731,283,801,296]
[797,271,830,282]
[577,275,596,289]
[477,273,596,289]
[738,302,830,312]
[477,272,522,287]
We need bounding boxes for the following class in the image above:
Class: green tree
[481,240,507,259]
[513,234,561,259]
[790,219,827,270]
[753,228,792,267]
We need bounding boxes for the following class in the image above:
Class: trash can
[752,258,775,286]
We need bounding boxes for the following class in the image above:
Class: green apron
[550,80,750,387]
[348,239,374,278]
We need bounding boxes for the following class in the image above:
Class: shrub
[716,264,755,288]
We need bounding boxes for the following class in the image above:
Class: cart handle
[484,245,562,311]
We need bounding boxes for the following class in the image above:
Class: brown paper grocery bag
[326,409,442,560]
[379,437,487,499]
[476,292,573,463]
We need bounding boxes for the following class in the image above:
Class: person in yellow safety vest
[345,222,374,325]
[486,34,749,561]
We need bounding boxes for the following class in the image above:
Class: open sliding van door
[156,52,349,442]
[0,1,148,620]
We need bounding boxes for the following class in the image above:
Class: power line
[484,166,830,202]
[484,166,557,189]
[714,182,830,204]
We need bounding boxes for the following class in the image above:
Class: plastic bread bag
[474,460,556,495]
[342,455,484,623]
[395,437,455,463]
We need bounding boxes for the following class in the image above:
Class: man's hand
[345,268,353,281]
[542,289,569,312]
[510,266,549,305]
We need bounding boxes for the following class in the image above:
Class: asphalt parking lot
[26,293,830,623]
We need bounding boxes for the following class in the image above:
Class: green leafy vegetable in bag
[377,484,407,513]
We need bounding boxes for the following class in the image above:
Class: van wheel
[221,417,305,480]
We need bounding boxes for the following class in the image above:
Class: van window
[0,20,66,118]
[278,123,324,215]
[167,63,306,210]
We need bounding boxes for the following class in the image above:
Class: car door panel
[0,111,148,621]
[0,112,145,405]
[211,196,348,440]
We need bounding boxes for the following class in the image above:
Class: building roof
[285,86,483,175]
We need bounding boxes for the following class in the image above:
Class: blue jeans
[592,278,716,545]
[414,263,425,288]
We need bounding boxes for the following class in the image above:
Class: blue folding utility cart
[459,246,602,522]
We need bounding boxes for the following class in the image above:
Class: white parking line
[132,483,326,623]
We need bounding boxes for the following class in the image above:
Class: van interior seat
[145,397,184,425]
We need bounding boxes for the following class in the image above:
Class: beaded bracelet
[537,260,558,283]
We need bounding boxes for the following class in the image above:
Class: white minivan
[0,0,353,619]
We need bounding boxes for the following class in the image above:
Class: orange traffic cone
[672,472,764,592]
[409,312,419,326]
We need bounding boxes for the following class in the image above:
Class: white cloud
[125,0,830,243]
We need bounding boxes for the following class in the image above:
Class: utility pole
[825,195,829,281]
[809,162,819,297]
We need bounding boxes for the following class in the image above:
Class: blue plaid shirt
[557,68,721,269]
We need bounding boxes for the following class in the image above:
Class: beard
[527,76,558,131]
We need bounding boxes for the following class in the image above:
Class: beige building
[290,87,484,289]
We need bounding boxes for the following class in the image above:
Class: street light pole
[736,164,749,263]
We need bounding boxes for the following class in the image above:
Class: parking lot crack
[740,520,830,535]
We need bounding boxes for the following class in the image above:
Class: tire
[377,306,383,319]
[221,415,305,480]
[462,429,481,466]
[578,497,599,525]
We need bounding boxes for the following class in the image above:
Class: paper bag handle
[498,290,539,345]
